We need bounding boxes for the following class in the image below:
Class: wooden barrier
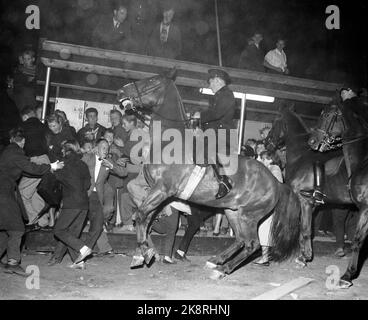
[38,40,342,105]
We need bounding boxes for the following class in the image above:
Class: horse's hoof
[295,257,307,268]
[130,255,144,269]
[338,279,353,289]
[143,248,155,265]
[209,269,226,280]
[204,261,217,270]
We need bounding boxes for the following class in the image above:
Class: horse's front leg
[134,183,170,265]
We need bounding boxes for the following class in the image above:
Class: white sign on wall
[55,98,120,131]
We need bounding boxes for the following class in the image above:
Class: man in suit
[92,2,133,52]
[238,33,265,72]
[146,3,182,59]
[81,138,127,259]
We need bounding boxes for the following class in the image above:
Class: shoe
[69,261,86,270]
[252,259,270,267]
[162,256,177,264]
[335,248,345,258]
[75,247,92,264]
[215,178,233,199]
[213,231,220,236]
[174,251,191,262]
[4,263,29,276]
[94,250,115,258]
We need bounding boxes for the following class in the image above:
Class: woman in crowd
[46,113,77,162]
[49,140,92,269]
[254,150,283,266]
[54,109,77,137]
[0,128,63,275]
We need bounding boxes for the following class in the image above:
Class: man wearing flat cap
[200,68,236,199]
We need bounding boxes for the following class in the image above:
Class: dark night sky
[0,0,367,86]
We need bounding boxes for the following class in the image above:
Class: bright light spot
[59,48,71,60]
[200,88,274,103]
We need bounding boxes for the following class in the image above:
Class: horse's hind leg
[207,208,260,268]
[208,207,260,278]
[220,211,260,275]
[206,240,245,267]
[339,206,368,289]
[296,198,314,266]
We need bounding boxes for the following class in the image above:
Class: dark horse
[308,102,368,288]
[264,104,365,288]
[117,70,301,278]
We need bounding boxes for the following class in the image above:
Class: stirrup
[300,189,325,204]
[215,179,232,199]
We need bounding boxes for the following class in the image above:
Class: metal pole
[238,96,246,154]
[41,66,51,122]
[214,0,222,66]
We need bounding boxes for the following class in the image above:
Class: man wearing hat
[199,68,236,199]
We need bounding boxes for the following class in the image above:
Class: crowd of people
[91,2,289,74]
[1,63,359,276]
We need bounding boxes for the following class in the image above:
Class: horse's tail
[269,183,301,262]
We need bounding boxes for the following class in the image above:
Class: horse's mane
[282,107,310,135]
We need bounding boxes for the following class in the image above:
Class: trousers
[53,209,88,262]
[0,230,24,262]
[18,154,50,226]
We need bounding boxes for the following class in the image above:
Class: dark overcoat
[0,143,50,231]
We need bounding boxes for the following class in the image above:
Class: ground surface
[1,250,367,300]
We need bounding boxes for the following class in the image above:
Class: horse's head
[308,104,344,152]
[117,73,169,113]
[264,114,287,152]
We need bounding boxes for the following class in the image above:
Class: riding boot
[300,161,327,204]
[211,164,233,199]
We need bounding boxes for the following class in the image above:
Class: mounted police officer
[301,85,366,204]
[199,68,237,199]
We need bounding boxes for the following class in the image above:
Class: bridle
[120,78,191,128]
[315,102,368,151]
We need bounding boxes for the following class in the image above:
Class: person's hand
[102,159,114,170]
[114,137,125,147]
[116,157,129,167]
[50,160,64,171]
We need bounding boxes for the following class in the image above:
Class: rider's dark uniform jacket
[201,86,236,131]
[343,96,368,130]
